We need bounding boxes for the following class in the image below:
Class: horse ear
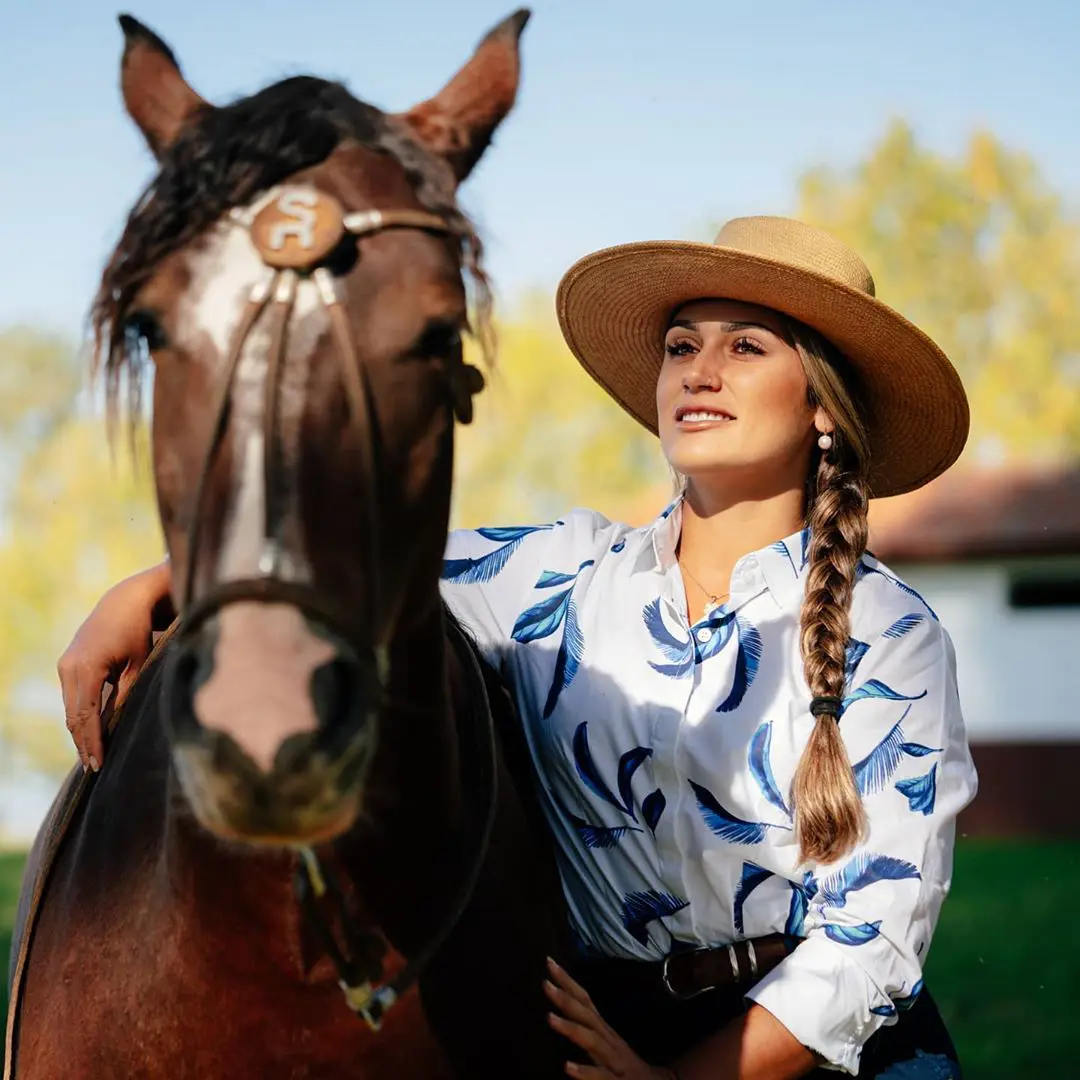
[118,14,207,158]
[394,9,531,184]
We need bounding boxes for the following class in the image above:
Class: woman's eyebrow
[668,318,780,335]
[719,320,779,335]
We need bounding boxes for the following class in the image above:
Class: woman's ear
[813,405,834,436]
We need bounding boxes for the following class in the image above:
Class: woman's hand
[57,559,172,772]
[544,957,675,1080]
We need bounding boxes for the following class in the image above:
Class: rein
[294,614,499,1031]
[172,183,493,1031]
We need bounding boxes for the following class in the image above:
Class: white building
[869,464,1080,837]
[870,464,1080,745]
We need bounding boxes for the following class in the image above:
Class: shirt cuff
[744,936,885,1075]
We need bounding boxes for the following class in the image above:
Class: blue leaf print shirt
[441,497,977,1076]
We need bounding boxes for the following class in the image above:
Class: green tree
[795,120,1080,461]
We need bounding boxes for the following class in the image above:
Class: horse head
[95,11,529,846]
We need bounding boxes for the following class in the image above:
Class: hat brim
[555,240,969,499]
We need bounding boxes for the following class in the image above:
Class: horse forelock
[92,74,492,439]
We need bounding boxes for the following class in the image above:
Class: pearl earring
[817,432,834,451]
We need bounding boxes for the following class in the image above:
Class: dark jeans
[569,957,961,1079]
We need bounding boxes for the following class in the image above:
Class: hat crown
[713,216,876,298]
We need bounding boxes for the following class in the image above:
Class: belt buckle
[661,948,713,1001]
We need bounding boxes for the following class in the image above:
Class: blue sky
[0,0,1077,337]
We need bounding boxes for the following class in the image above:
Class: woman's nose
[682,358,723,394]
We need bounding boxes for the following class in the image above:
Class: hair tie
[809,696,843,720]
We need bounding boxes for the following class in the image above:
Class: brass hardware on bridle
[173,183,496,1031]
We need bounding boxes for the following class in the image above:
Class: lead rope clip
[340,980,399,1032]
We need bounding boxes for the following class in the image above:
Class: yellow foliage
[453,294,670,528]
[0,415,162,778]
[0,326,81,437]
[796,119,1080,462]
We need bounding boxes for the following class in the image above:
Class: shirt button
[696,627,713,643]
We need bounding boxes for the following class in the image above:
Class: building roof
[868,464,1080,563]
[613,464,1080,564]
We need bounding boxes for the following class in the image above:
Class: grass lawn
[3,840,1077,1076]
[924,839,1080,1076]
[2,849,25,1061]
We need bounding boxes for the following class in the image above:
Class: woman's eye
[733,336,765,355]
[664,339,696,357]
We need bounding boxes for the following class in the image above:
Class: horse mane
[92,75,492,432]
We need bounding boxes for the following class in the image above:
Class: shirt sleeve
[439,508,611,671]
[745,614,978,1074]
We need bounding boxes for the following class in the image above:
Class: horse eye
[413,320,462,359]
[123,310,169,361]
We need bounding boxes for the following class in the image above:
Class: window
[1008,577,1080,609]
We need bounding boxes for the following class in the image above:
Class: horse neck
[160,765,301,944]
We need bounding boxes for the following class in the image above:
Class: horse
[5,11,574,1078]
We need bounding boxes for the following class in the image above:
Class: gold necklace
[678,558,730,616]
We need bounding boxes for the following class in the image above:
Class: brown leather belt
[577,933,802,1002]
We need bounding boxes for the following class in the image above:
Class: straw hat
[555,216,969,498]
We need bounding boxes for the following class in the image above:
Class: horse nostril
[164,637,214,739]
[310,656,365,750]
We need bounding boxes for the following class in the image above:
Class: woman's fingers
[57,628,151,773]
[116,635,151,710]
[547,957,597,1007]
[545,958,664,1080]
[564,1063,614,1079]
[543,978,605,1027]
[547,1012,615,1065]
[58,657,104,772]
[546,959,621,1042]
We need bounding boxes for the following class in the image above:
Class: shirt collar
[634,493,809,613]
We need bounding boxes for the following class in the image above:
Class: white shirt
[440,498,978,1075]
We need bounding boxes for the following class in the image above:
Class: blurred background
[1,1,1078,1074]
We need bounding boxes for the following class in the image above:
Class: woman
[60,217,976,1079]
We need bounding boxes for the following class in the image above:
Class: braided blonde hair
[783,317,872,864]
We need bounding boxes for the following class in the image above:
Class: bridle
[178,183,482,644]
[169,183,495,1031]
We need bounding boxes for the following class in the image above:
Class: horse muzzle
[162,599,381,845]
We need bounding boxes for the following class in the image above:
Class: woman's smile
[674,404,736,429]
